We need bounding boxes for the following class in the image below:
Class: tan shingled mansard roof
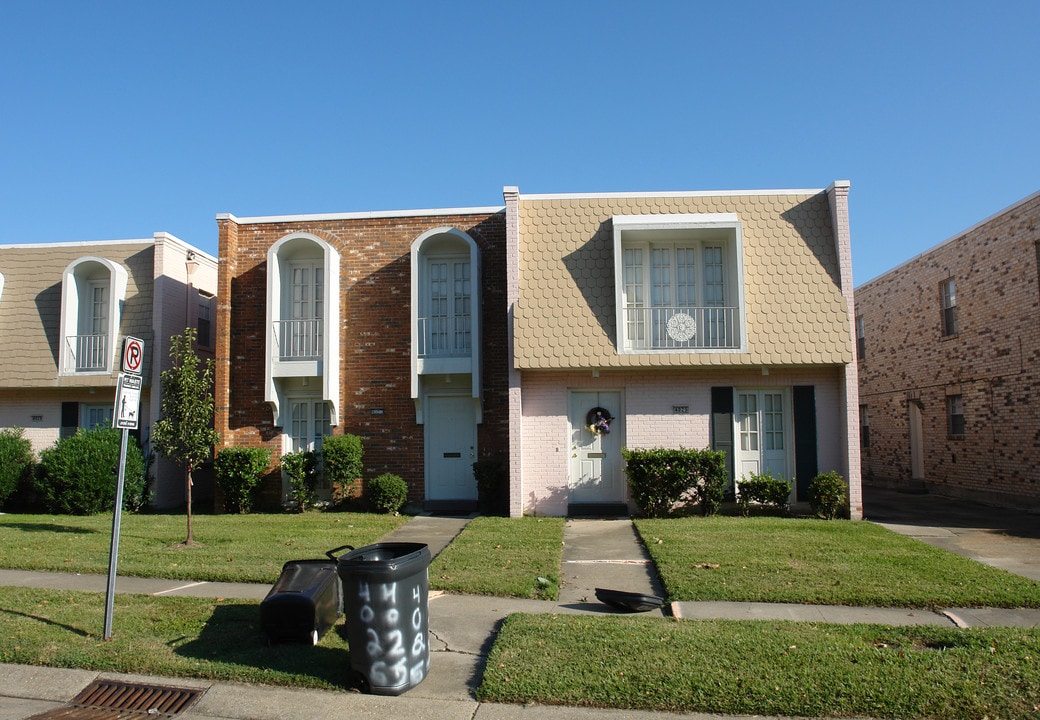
[514,191,852,369]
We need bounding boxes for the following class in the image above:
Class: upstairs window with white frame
[282,262,324,360]
[855,315,866,360]
[58,257,128,375]
[940,278,958,336]
[423,257,471,357]
[614,214,745,352]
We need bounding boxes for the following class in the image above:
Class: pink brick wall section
[518,368,848,516]
[856,191,1040,509]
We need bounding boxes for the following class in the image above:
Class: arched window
[58,257,128,374]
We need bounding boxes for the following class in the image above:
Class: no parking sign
[122,336,144,375]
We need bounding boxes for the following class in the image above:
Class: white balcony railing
[623,305,740,350]
[417,316,471,358]
[66,334,108,371]
[274,319,323,360]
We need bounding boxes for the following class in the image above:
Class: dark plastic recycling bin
[336,542,432,695]
[260,545,352,645]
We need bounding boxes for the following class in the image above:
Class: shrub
[321,433,363,499]
[473,457,508,516]
[622,447,728,518]
[35,427,146,514]
[737,472,792,515]
[280,450,318,512]
[214,447,272,513]
[808,471,847,519]
[367,472,408,514]
[0,427,35,508]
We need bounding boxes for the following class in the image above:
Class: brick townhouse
[216,182,862,518]
[214,207,509,511]
[855,189,1040,509]
[0,234,217,508]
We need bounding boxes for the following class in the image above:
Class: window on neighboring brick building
[855,315,866,360]
[940,278,958,336]
[197,296,213,349]
[859,405,870,448]
[946,394,965,436]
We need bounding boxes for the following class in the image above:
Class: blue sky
[1,1,1036,284]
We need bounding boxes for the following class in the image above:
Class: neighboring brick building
[0,234,217,509]
[214,207,509,511]
[855,190,1040,510]
[506,183,862,518]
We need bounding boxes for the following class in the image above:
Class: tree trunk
[185,465,195,546]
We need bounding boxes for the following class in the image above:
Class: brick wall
[856,191,1040,508]
[216,211,508,508]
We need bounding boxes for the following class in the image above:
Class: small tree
[152,328,220,545]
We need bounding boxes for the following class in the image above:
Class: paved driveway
[863,484,1040,582]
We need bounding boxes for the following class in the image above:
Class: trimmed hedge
[737,472,792,515]
[0,427,34,508]
[808,471,848,519]
[214,447,272,513]
[622,447,727,518]
[35,427,147,514]
[367,473,408,514]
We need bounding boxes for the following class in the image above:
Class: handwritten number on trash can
[356,580,425,686]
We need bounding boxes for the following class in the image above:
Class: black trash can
[260,545,352,645]
[336,542,432,695]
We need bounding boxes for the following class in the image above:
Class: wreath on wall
[586,407,613,436]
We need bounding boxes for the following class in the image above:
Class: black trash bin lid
[595,588,665,612]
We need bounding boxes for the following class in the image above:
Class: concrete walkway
[2,492,1040,719]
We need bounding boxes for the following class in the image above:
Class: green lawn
[480,613,1040,719]
[0,587,350,691]
[636,516,1040,608]
[429,516,564,599]
[0,512,408,584]
[4,510,1040,718]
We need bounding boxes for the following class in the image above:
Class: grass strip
[479,613,1040,719]
[0,587,353,690]
[0,512,408,584]
[430,516,564,599]
[635,516,1040,608]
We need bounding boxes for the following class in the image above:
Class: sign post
[104,337,143,640]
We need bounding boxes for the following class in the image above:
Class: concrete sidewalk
[2,505,1040,720]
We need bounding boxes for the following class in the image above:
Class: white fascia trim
[0,238,155,249]
[856,187,1040,290]
[152,232,218,263]
[520,188,827,201]
[613,213,741,230]
[218,206,505,225]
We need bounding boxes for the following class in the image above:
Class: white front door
[426,394,477,500]
[735,389,790,488]
[568,391,625,505]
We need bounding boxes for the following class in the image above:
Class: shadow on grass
[0,522,99,534]
[0,607,92,636]
[174,603,354,689]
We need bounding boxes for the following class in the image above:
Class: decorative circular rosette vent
[666,312,697,342]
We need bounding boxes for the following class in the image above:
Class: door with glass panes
[734,389,790,492]
[285,399,332,500]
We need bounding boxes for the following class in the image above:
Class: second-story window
[284,262,323,359]
[614,214,744,353]
[940,278,958,336]
[947,394,965,436]
[855,315,866,360]
[424,257,470,356]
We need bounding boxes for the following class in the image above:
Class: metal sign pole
[103,427,129,640]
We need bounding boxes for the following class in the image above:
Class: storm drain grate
[29,679,205,720]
